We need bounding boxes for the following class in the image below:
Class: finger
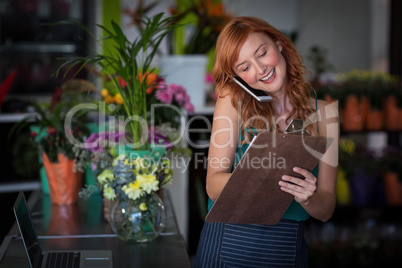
[280,185,310,202]
[281,175,313,188]
[293,167,316,182]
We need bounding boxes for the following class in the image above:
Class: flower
[339,138,379,181]
[96,154,173,202]
[169,0,233,54]
[12,81,93,171]
[148,79,195,127]
[139,202,148,211]
[60,13,177,151]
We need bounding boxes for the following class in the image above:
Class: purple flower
[148,127,172,149]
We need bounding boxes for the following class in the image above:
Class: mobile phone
[285,119,310,135]
[232,75,272,102]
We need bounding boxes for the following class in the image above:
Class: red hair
[212,16,316,143]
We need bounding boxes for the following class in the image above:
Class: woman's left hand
[278,167,316,205]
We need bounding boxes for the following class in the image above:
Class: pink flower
[175,92,186,104]
[156,90,173,104]
[185,102,194,113]
[205,73,214,84]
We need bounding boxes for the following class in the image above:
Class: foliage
[380,146,402,180]
[306,45,334,84]
[96,154,173,203]
[337,69,400,109]
[339,138,379,181]
[169,0,232,54]
[10,86,92,170]
[58,13,177,150]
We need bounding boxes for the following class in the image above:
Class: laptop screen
[13,191,43,267]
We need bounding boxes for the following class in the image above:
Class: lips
[260,67,276,83]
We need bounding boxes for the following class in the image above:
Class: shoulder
[212,86,240,133]
[214,86,238,117]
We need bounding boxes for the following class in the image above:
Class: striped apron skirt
[194,219,308,268]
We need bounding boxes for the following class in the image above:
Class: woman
[194,17,339,267]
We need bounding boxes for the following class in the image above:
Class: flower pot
[32,123,99,195]
[159,55,208,111]
[398,109,402,130]
[365,108,383,131]
[360,96,370,128]
[384,95,399,131]
[42,153,83,205]
[110,193,166,243]
[382,172,402,206]
[341,95,364,131]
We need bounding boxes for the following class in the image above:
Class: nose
[255,61,266,75]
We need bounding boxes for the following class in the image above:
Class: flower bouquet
[96,153,173,242]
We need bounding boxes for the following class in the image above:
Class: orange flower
[137,72,160,94]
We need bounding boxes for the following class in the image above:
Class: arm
[206,92,240,201]
[279,100,339,222]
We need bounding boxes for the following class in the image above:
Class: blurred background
[1,0,402,267]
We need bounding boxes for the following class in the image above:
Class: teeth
[261,68,275,81]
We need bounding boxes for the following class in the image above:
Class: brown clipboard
[205,132,334,225]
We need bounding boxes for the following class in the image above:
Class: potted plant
[337,70,369,131]
[364,71,398,130]
[380,147,402,206]
[338,138,381,206]
[60,13,176,154]
[12,85,92,205]
[383,80,402,131]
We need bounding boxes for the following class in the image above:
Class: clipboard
[205,132,334,225]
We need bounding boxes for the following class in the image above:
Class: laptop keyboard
[45,252,81,268]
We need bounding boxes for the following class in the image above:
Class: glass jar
[109,193,166,243]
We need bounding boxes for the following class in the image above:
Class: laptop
[13,191,113,268]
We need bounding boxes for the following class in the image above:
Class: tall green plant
[59,13,176,151]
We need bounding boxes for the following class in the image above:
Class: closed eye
[258,51,267,58]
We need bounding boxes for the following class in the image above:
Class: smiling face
[234,32,287,96]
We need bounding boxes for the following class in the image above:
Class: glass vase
[109,193,166,243]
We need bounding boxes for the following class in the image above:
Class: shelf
[0,113,37,123]
[0,43,77,53]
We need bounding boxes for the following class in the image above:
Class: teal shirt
[207,129,317,222]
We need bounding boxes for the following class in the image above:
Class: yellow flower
[101,88,109,97]
[122,180,143,200]
[137,173,159,194]
[139,202,148,211]
[97,169,114,184]
[340,139,355,154]
[103,186,116,200]
[113,93,124,104]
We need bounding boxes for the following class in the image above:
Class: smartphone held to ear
[232,75,272,102]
